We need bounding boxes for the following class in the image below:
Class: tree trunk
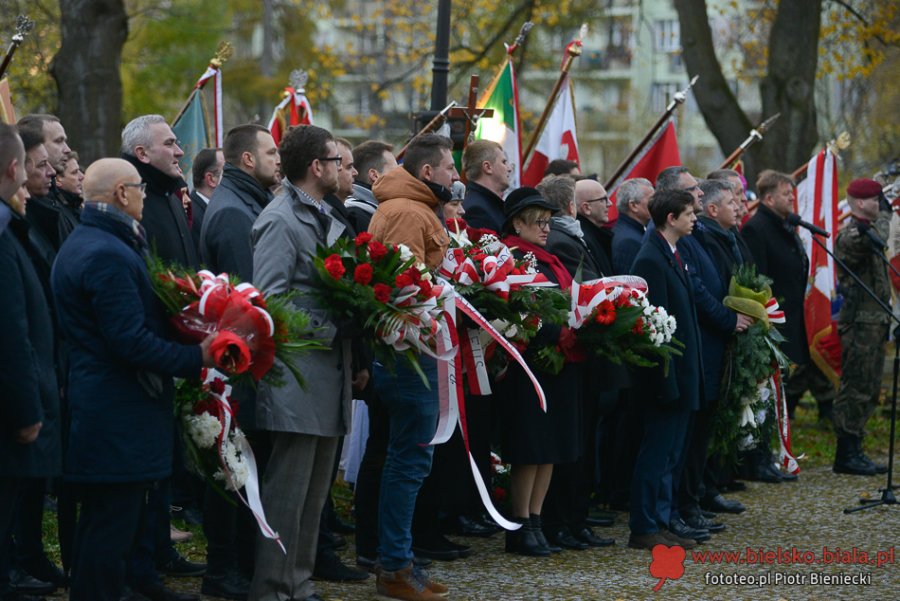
[50,0,128,164]
[757,0,822,177]
[675,0,822,184]
[674,0,754,176]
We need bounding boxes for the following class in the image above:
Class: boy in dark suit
[627,189,704,551]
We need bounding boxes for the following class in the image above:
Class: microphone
[856,221,887,251]
[786,213,830,238]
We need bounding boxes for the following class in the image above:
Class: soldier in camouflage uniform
[832,178,891,476]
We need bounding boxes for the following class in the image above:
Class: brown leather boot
[375,563,446,601]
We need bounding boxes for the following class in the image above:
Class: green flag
[171,89,211,184]
[475,60,522,189]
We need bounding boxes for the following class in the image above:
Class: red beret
[847,178,882,199]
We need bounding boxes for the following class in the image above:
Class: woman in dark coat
[498,187,582,556]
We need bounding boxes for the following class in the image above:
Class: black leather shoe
[700,509,717,519]
[438,534,472,558]
[573,526,615,547]
[505,525,551,557]
[156,554,206,577]
[7,594,48,601]
[585,516,614,527]
[412,534,460,561]
[701,494,746,514]
[448,514,499,538]
[312,549,369,582]
[9,568,56,596]
[200,571,251,600]
[19,557,66,588]
[133,582,200,601]
[779,470,799,481]
[748,463,783,483]
[546,528,588,550]
[669,518,710,543]
[318,528,347,550]
[684,514,726,533]
[723,480,747,492]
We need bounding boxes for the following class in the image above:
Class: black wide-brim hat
[503,186,559,227]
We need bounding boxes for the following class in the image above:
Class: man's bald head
[84,158,146,220]
[575,178,610,226]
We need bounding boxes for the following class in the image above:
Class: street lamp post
[430,0,451,111]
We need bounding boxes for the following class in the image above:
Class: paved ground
[313,462,897,601]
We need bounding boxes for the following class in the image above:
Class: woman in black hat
[498,187,583,556]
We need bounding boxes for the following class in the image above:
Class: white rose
[398,244,413,261]
[187,413,221,449]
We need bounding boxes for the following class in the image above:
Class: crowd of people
[0,112,894,601]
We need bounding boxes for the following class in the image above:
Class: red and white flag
[268,88,314,147]
[607,118,682,224]
[522,77,579,186]
[795,148,841,384]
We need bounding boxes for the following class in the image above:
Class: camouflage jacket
[835,208,891,325]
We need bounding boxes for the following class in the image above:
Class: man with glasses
[121,114,199,270]
[612,178,654,274]
[576,177,614,276]
[188,148,225,251]
[541,174,603,280]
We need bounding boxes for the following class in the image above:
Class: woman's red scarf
[501,235,573,290]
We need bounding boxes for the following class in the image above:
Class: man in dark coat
[611,178,653,274]
[0,124,62,600]
[741,169,822,480]
[628,189,704,551]
[345,140,398,234]
[575,177,614,276]
[51,158,211,601]
[541,174,602,280]
[198,125,279,598]
[188,148,224,252]
[461,139,511,233]
[121,114,199,270]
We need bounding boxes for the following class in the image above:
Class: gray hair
[536,174,576,212]
[616,177,653,212]
[655,165,689,192]
[121,114,168,155]
[699,179,732,209]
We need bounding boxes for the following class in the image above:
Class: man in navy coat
[51,158,212,601]
[627,189,704,551]
[460,139,511,232]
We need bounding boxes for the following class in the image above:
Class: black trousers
[353,395,389,559]
[70,481,150,601]
[678,403,716,518]
[0,477,22,597]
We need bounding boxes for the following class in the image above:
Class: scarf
[502,234,573,289]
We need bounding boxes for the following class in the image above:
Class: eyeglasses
[316,156,343,166]
[123,182,147,193]
[535,218,552,230]
[586,196,611,205]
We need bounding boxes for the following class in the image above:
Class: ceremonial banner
[0,78,15,124]
[268,87,313,147]
[475,58,522,190]
[522,77,579,187]
[172,64,222,181]
[795,148,841,385]
[171,89,210,181]
[607,118,681,223]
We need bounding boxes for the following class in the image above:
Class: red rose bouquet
[313,232,456,381]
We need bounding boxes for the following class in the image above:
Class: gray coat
[251,180,351,437]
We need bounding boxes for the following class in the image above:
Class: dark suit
[577,216,614,276]
[629,231,702,535]
[189,190,208,254]
[612,213,646,274]
[462,181,504,233]
[546,218,602,281]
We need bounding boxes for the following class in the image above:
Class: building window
[654,20,680,53]
[651,82,681,113]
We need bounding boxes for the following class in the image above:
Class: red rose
[210,331,252,375]
[418,279,433,297]
[354,232,373,246]
[324,254,346,280]
[367,240,388,262]
[632,317,645,335]
[403,266,421,283]
[395,274,414,288]
[210,378,226,395]
[354,263,374,285]
[373,283,392,303]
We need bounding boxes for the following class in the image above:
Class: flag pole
[396,102,458,160]
[478,21,533,107]
[719,113,780,169]
[522,24,587,165]
[0,15,34,81]
[604,75,698,190]
[171,42,233,127]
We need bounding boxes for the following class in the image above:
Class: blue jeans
[374,357,439,571]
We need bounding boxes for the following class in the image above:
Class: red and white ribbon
[568,276,648,328]
[202,368,285,553]
[772,368,800,474]
[765,297,786,324]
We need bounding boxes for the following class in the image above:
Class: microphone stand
[808,233,899,513]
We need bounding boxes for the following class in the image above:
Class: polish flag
[522,77,579,187]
